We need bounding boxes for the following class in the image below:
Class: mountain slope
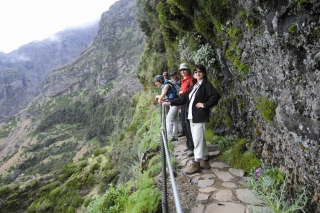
[0,22,99,121]
[0,0,144,180]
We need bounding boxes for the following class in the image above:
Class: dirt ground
[156,166,199,213]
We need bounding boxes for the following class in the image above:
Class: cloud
[0,0,117,53]
[48,34,61,42]
[9,54,31,63]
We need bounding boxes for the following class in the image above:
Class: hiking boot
[183,148,189,152]
[200,159,210,170]
[172,136,178,141]
[178,133,185,137]
[185,161,201,175]
[187,150,194,157]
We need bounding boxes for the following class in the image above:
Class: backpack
[168,79,181,94]
[164,80,179,100]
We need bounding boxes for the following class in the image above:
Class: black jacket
[170,78,221,123]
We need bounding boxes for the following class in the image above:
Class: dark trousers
[181,104,194,151]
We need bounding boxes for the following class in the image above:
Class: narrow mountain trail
[163,136,270,213]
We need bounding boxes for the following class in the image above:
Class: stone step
[171,137,269,213]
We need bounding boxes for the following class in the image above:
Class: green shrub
[220,138,260,172]
[27,202,37,213]
[225,49,235,60]
[170,157,178,169]
[49,187,61,197]
[90,163,100,173]
[238,9,256,28]
[255,97,276,124]
[9,192,19,199]
[227,26,243,38]
[0,186,11,197]
[194,17,213,38]
[126,123,138,132]
[84,198,93,207]
[77,160,88,172]
[39,181,60,196]
[86,183,129,213]
[146,163,162,177]
[86,173,95,186]
[60,163,78,181]
[239,63,249,75]
[67,206,75,213]
[211,135,236,152]
[118,133,125,141]
[296,0,308,5]
[98,182,108,194]
[29,179,38,188]
[125,188,161,213]
[36,199,54,212]
[288,24,298,35]
[225,115,233,129]
[141,152,160,175]
[93,149,101,156]
[247,163,308,212]
[72,196,84,207]
[66,178,82,189]
[0,118,17,139]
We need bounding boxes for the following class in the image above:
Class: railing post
[161,104,168,213]
[160,130,168,213]
[160,105,182,213]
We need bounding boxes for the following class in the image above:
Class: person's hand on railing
[155,95,161,104]
[162,101,171,106]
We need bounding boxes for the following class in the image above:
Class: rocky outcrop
[215,1,320,210]
[41,0,144,98]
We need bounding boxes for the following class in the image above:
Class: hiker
[169,71,181,89]
[169,71,183,136]
[154,75,179,141]
[178,63,196,157]
[162,71,168,80]
[163,64,221,174]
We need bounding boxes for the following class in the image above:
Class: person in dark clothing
[169,71,181,89]
[178,63,196,157]
[162,71,168,80]
[163,64,221,175]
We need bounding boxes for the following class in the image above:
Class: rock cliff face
[0,23,99,121]
[216,0,320,208]
[40,0,144,98]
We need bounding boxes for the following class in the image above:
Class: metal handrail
[160,104,182,213]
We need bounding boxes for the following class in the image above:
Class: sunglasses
[163,75,167,76]
[179,69,188,72]
[194,70,204,74]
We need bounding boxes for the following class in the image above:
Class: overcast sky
[0,0,118,53]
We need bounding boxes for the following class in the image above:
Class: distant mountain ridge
[0,22,99,121]
[0,0,144,185]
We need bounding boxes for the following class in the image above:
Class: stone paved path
[170,136,271,213]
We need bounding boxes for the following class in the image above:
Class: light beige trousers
[189,119,208,159]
